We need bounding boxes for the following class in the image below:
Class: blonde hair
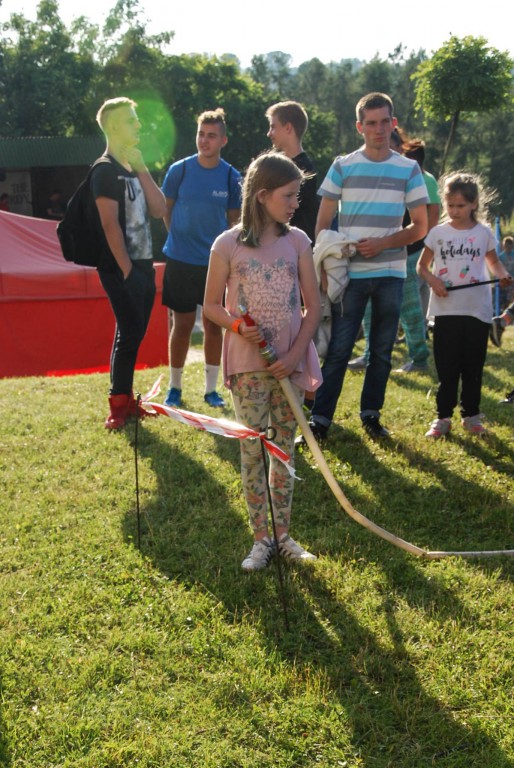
[239,152,304,248]
[96,97,137,133]
[265,101,308,140]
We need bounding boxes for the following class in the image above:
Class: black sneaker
[294,420,328,448]
[489,316,504,348]
[499,388,514,405]
[362,415,389,438]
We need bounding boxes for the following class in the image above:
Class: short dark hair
[265,101,308,140]
[356,92,394,122]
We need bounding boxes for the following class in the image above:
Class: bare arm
[416,246,448,298]
[163,198,175,232]
[485,249,514,286]
[315,198,338,239]
[204,250,264,345]
[135,170,167,218]
[124,147,166,218]
[358,203,428,258]
[95,197,133,278]
[203,250,232,329]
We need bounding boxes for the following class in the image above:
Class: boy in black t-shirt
[265,100,319,245]
[92,97,167,429]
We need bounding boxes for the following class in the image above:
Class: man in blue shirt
[161,108,241,408]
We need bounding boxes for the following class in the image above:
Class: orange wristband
[231,318,243,334]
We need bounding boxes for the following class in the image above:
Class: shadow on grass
[120,418,248,578]
[119,417,513,767]
[271,562,514,767]
[311,424,514,560]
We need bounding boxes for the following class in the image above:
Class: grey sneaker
[394,360,428,373]
[277,534,316,562]
[347,354,368,370]
[489,316,504,348]
[425,418,451,438]
[241,538,274,571]
[462,414,487,435]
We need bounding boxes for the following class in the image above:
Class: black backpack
[56,157,113,268]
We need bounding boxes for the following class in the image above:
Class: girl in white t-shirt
[417,172,512,438]
[204,152,322,571]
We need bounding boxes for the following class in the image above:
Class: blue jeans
[312,277,404,428]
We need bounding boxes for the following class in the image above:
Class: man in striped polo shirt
[307,92,428,440]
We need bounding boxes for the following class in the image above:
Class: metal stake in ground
[134,393,142,549]
[260,432,290,632]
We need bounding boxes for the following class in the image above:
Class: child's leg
[231,372,274,539]
[433,316,462,419]
[268,378,303,537]
[460,317,489,418]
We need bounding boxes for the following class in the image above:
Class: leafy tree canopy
[413,35,513,121]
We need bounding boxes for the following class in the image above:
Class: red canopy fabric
[0,210,168,378]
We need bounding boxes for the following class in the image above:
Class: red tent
[0,210,168,378]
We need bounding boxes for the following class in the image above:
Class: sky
[0,0,513,69]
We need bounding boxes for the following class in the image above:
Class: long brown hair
[239,151,304,248]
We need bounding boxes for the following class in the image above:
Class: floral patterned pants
[230,371,302,536]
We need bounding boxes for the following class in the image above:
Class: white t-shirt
[424,221,496,324]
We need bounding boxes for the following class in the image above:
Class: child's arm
[417,246,448,298]
[267,246,321,380]
[485,249,514,288]
[203,250,263,344]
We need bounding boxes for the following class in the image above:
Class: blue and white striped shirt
[318,149,428,278]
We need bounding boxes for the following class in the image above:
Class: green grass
[1,330,513,767]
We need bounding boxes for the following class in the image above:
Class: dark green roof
[0,136,105,168]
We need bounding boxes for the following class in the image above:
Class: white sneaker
[462,414,487,435]
[425,418,451,438]
[277,534,316,562]
[241,538,274,571]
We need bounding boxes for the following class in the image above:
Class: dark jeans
[312,277,404,427]
[433,315,489,419]
[99,261,156,395]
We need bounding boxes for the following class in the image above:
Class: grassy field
[1,329,513,768]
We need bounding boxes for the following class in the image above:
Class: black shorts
[162,259,209,313]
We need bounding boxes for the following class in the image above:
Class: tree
[248,51,292,96]
[0,0,97,135]
[412,35,513,173]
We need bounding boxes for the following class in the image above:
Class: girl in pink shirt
[204,152,322,571]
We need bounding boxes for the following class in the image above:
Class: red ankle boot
[104,394,131,429]
[127,393,158,420]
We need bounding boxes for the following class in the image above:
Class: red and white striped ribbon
[141,378,299,479]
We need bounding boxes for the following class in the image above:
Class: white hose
[281,377,514,560]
